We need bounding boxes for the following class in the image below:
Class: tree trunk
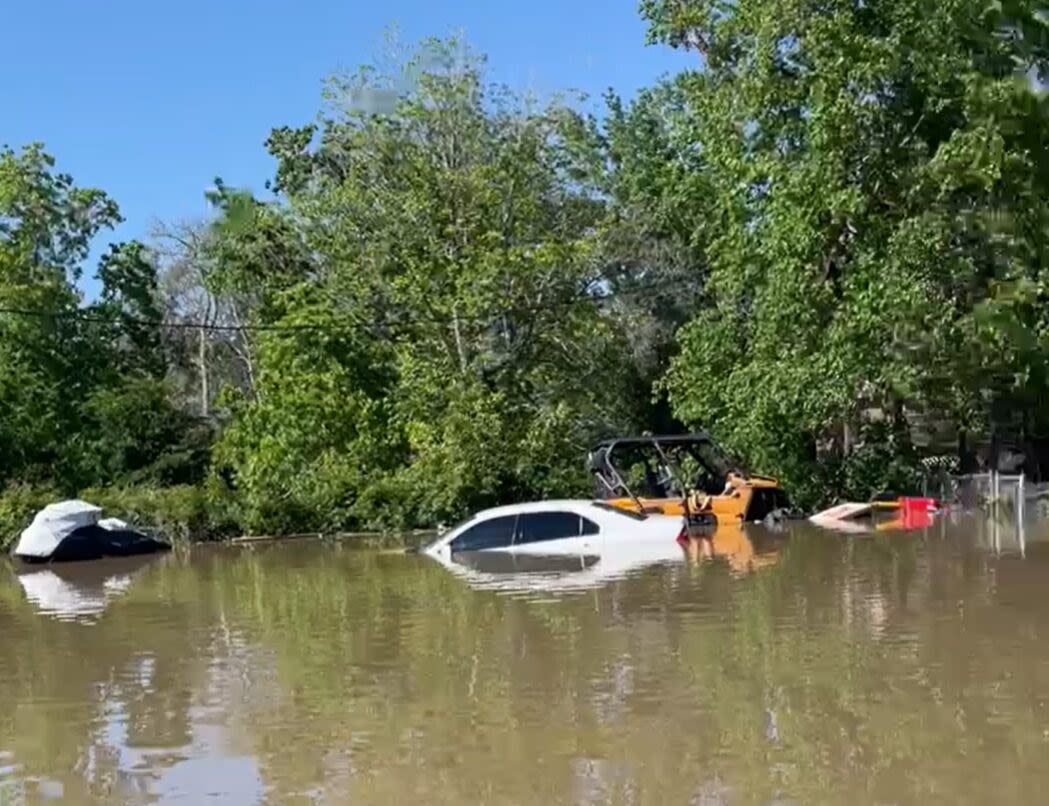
[229,302,258,399]
[451,306,468,373]
[198,325,210,418]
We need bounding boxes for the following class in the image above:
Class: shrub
[0,483,63,552]
[79,484,237,543]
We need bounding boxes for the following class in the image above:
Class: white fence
[926,470,1049,556]
[925,471,1033,516]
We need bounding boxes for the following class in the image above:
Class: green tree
[0,144,118,487]
[639,0,1049,504]
[0,144,208,495]
[563,83,714,431]
[93,241,166,376]
[214,38,640,531]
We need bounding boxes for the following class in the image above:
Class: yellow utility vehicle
[587,434,791,527]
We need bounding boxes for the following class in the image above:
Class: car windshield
[422,515,475,551]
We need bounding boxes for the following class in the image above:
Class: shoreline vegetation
[0,484,435,551]
[4,6,1049,552]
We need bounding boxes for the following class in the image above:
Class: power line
[0,305,318,333]
[0,277,694,334]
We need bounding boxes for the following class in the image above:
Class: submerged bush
[80,483,238,542]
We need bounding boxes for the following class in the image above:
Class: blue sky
[2,1,690,295]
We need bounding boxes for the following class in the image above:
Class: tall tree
[564,83,714,431]
[0,144,118,486]
[214,38,640,531]
[0,144,209,492]
[640,0,1049,503]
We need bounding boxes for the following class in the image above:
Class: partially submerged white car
[422,500,684,560]
[421,500,689,595]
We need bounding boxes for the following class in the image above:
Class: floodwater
[1,517,1049,805]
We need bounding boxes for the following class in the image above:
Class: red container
[899,496,937,513]
[897,497,937,530]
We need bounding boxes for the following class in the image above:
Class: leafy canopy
[639,0,1049,503]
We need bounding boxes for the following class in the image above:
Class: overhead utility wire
[0,277,694,334]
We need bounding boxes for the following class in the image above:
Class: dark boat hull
[15,525,171,564]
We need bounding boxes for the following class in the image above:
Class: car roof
[467,500,608,520]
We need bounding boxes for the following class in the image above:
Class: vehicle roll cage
[587,434,738,510]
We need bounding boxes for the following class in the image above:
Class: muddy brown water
[1,517,1048,805]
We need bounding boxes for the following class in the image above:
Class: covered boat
[11,500,170,564]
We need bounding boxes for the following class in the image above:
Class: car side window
[515,512,592,544]
[449,515,517,552]
[580,516,599,536]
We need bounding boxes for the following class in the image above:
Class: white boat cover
[810,502,872,522]
[12,500,103,559]
[809,502,874,534]
[98,517,131,531]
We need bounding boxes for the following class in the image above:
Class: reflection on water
[13,555,169,623]
[452,550,602,574]
[2,518,1049,804]
[443,525,782,597]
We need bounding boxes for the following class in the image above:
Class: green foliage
[840,422,923,502]
[639,0,1049,506]
[79,483,234,542]
[212,289,400,534]
[74,377,212,487]
[6,17,1049,536]
[0,145,210,498]
[0,478,239,552]
[212,38,638,532]
[0,145,113,488]
[94,241,166,376]
[0,143,120,284]
[0,483,62,552]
